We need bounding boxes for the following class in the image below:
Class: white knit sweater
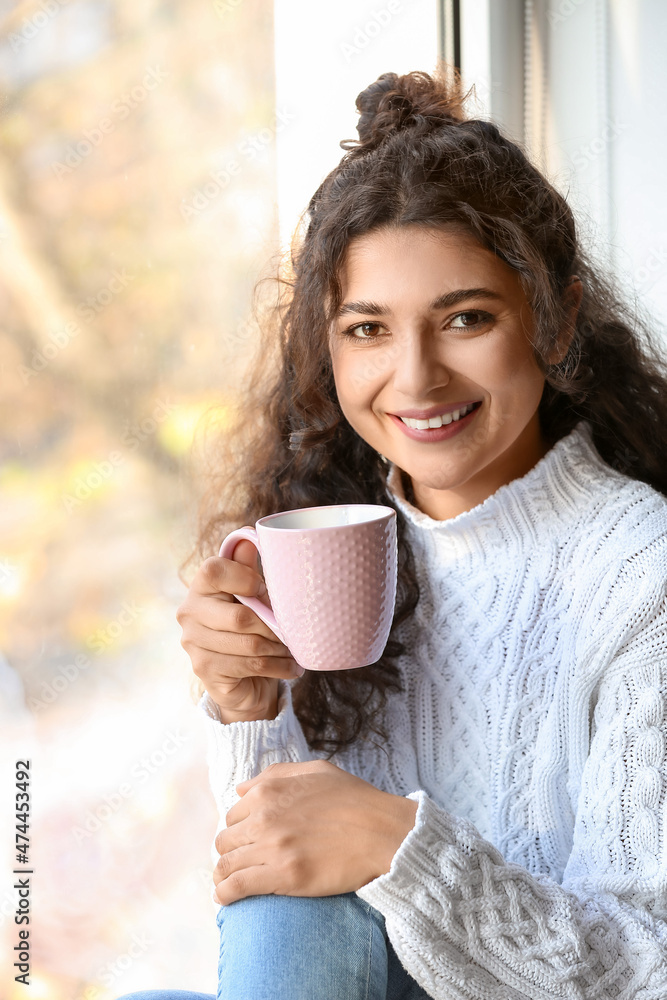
[201,422,667,999]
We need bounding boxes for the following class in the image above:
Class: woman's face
[329,224,556,520]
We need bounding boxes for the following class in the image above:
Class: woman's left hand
[213,760,418,905]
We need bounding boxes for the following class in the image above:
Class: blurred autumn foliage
[0,0,279,995]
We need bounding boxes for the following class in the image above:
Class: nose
[391,329,451,400]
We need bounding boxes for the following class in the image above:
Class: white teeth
[399,403,477,430]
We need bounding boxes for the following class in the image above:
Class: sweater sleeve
[200,679,313,826]
[357,586,667,999]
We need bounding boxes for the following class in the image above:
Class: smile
[388,401,482,442]
[398,402,479,429]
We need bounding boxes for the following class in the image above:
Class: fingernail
[294,664,305,677]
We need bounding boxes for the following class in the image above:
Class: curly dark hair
[184,67,667,755]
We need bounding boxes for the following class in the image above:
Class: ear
[548,276,583,365]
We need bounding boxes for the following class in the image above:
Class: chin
[404,465,466,494]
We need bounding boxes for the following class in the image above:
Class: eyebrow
[337,287,503,317]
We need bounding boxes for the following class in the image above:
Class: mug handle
[218,527,286,644]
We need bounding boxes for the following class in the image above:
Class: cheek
[485,338,544,395]
[332,352,382,415]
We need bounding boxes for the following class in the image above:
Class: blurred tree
[0,0,280,686]
[0,1,280,995]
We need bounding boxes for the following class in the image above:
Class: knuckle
[231,604,256,632]
[181,635,200,660]
[183,644,202,669]
[216,853,231,880]
[202,556,224,587]
[200,556,217,578]
[254,790,272,810]
[263,762,287,780]
[249,656,271,675]
[228,871,246,896]
[273,829,293,852]
[191,659,205,679]
[239,632,263,656]
[190,654,214,679]
[283,851,302,879]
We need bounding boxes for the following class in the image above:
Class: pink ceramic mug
[218,504,397,671]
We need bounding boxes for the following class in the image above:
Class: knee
[217,894,388,998]
[217,892,384,940]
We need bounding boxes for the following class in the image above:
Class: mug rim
[256,503,396,531]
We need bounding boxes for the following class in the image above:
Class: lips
[397,402,479,429]
[388,400,482,442]
[391,399,483,421]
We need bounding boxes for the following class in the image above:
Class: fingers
[228,538,261,571]
[185,601,290,652]
[217,800,253,841]
[182,611,298,681]
[176,547,304,713]
[214,825,251,863]
[199,624,292,662]
[237,760,331,789]
[189,554,267,601]
[214,858,279,905]
[194,650,300,683]
[180,593,282,644]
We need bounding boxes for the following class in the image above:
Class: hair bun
[342,69,465,154]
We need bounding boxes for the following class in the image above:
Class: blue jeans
[115,892,429,999]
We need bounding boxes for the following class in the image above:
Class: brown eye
[348,322,382,339]
[449,311,492,329]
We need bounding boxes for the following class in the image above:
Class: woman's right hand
[176,540,303,723]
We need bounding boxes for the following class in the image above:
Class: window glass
[0,0,276,992]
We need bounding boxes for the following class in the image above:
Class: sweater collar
[385,422,609,557]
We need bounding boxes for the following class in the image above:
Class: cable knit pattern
[200,422,667,998]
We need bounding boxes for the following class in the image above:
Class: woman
[122,69,667,999]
